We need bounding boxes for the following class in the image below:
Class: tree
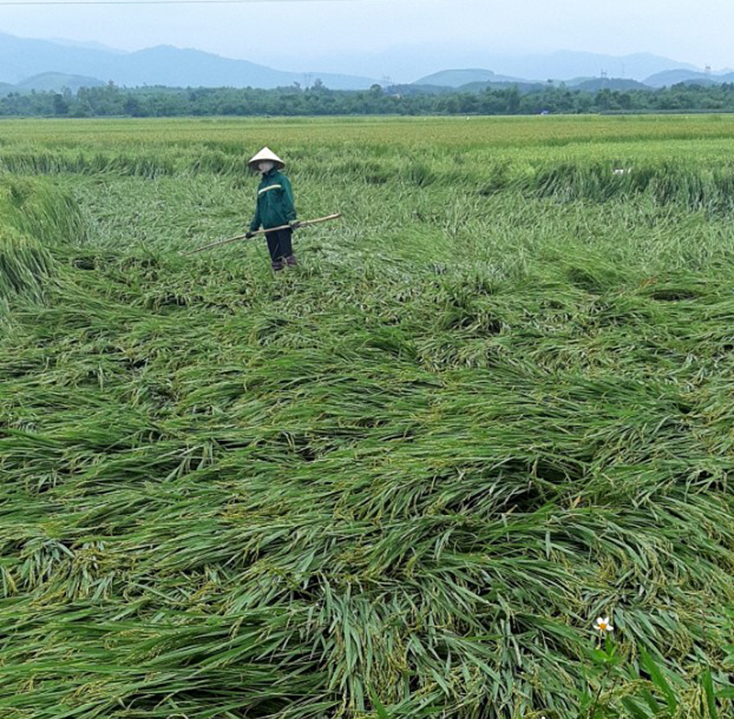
[123,95,146,117]
[52,93,69,116]
[507,86,521,113]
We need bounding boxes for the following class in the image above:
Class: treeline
[3,80,734,117]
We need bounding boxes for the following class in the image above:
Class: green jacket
[249,168,297,232]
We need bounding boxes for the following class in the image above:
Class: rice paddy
[2,115,734,718]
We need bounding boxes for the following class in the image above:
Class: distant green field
[4,113,734,147]
[2,116,734,719]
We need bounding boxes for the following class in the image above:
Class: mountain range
[643,69,734,88]
[0,32,731,95]
[0,32,377,90]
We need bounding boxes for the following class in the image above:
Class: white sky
[1,0,732,79]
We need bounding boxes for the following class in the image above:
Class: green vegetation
[3,80,734,118]
[2,116,734,718]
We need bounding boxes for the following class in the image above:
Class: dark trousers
[265,228,293,263]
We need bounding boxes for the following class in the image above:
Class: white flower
[594,616,613,633]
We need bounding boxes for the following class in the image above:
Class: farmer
[244,147,300,271]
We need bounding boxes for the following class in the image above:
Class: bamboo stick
[183,213,342,255]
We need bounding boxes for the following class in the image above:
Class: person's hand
[289,220,301,230]
[245,231,255,239]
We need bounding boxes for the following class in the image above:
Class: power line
[0,0,343,4]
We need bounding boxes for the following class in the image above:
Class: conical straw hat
[247,147,285,170]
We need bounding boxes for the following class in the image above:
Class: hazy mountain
[407,55,703,90]
[0,32,720,93]
[414,69,524,86]
[0,33,120,84]
[568,78,652,92]
[116,46,300,87]
[283,44,703,85]
[396,47,700,82]
[414,72,650,94]
[0,32,377,90]
[15,72,106,92]
[644,69,734,88]
[460,51,699,83]
[47,37,125,54]
[405,51,700,85]
[393,76,653,96]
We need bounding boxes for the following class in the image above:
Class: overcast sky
[1,0,733,81]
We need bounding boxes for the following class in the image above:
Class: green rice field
[2,115,734,718]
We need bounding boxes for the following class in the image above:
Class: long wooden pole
[183,213,342,256]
